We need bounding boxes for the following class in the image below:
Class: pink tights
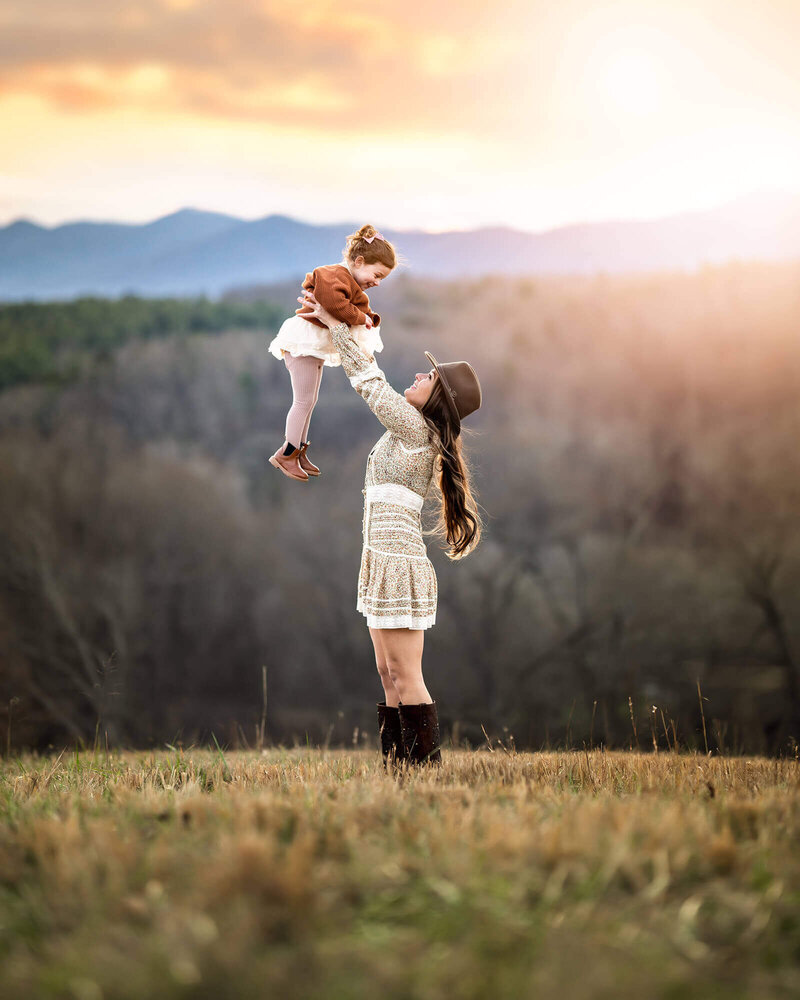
[284,353,324,448]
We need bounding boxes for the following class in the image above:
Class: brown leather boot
[298,441,321,477]
[377,701,407,772]
[398,700,443,766]
[268,442,309,482]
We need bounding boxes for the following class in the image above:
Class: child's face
[350,256,392,290]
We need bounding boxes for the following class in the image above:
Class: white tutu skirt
[268,314,384,368]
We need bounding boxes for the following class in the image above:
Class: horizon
[3,185,799,235]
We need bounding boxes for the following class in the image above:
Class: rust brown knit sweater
[296,264,381,329]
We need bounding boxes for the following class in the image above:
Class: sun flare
[598,49,667,115]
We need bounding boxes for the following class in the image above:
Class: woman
[299,288,483,770]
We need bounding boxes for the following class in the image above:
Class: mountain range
[1,190,798,301]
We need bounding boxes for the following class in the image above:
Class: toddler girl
[268,224,397,481]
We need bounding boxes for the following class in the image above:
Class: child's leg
[300,359,324,443]
[284,354,322,448]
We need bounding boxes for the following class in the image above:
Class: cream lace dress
[329,321,439,630]
[268,312,384,367]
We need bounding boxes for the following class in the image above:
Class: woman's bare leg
[370,627,432,706]
[369,627,401,707]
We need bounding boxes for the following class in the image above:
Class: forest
[1,262,799,754]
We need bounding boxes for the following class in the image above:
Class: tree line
[0,295,285,390]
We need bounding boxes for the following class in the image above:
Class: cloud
[0,0,798,152]
[0,0,515,134]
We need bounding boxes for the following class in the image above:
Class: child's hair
[343,224,397,270]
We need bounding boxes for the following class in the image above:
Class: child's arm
[312,269,372,328]
[328,321,430,447]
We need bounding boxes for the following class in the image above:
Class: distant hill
[1,192,799,301]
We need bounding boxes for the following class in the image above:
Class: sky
[1,0,799,232]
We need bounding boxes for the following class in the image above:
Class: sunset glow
[1,0,798,230]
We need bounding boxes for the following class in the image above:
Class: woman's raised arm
[298,291,430,447]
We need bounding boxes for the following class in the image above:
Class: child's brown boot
[298,442,321,477]
[268,442,309,481]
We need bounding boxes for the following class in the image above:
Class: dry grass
[1,748,799,999]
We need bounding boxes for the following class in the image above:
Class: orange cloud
[0,0,525,133]
[2,0,799,141]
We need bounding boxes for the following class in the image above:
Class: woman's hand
[298,289,341,330]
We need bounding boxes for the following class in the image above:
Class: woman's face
[404,368,437,410]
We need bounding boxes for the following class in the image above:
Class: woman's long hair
[420,378,482,559]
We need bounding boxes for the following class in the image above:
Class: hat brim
[424,350,461,432]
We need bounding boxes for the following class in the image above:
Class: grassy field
[1,748,799,999]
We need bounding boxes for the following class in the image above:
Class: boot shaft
[377,701,407,769]
[398,700,442,766]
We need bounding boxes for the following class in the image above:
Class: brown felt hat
[424,351,482,434]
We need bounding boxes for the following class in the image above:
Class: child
[267,224,397,481]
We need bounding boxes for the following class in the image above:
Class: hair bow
[364,230,385,243]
